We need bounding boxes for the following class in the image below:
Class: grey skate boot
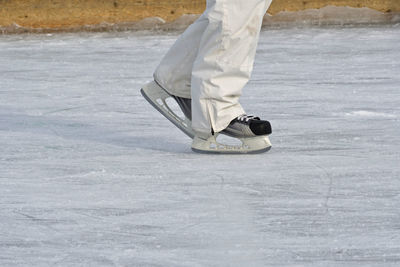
[222,115,272,137]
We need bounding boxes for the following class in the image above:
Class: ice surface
[1,25,400,266]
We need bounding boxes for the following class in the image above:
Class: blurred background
[1,0,399,33]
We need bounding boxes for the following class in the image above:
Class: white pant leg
[191,0,272,134]
[154,15,208,99]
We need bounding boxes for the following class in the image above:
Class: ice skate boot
[191,115,272,154]
[141,81,194,138]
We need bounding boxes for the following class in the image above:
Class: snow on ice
[0,24,400,266]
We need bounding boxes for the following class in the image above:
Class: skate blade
[191,134,272,154]
[141,81,195,139]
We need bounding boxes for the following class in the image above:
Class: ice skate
[141,81,195,138]
[191,115,272,154]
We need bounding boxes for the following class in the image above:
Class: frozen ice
[1,25,400,266]
[344,111,397,118]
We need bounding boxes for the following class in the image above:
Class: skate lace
[237,115,260,123]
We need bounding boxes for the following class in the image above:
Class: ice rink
[1,25,400,266]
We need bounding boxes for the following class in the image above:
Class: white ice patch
[165,97,185,120]
[216,134,243,147]
[344,111,396,118]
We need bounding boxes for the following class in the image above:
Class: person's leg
[142,15,211,139]
[191,0,273,135]
[154,15,208,99]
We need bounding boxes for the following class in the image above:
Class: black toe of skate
[250,120,272,136]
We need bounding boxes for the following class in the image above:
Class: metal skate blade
[140,82,195,139]
[191,134,272,154]
[191,146,272,155]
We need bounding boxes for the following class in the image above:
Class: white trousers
[154,0,273,135]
